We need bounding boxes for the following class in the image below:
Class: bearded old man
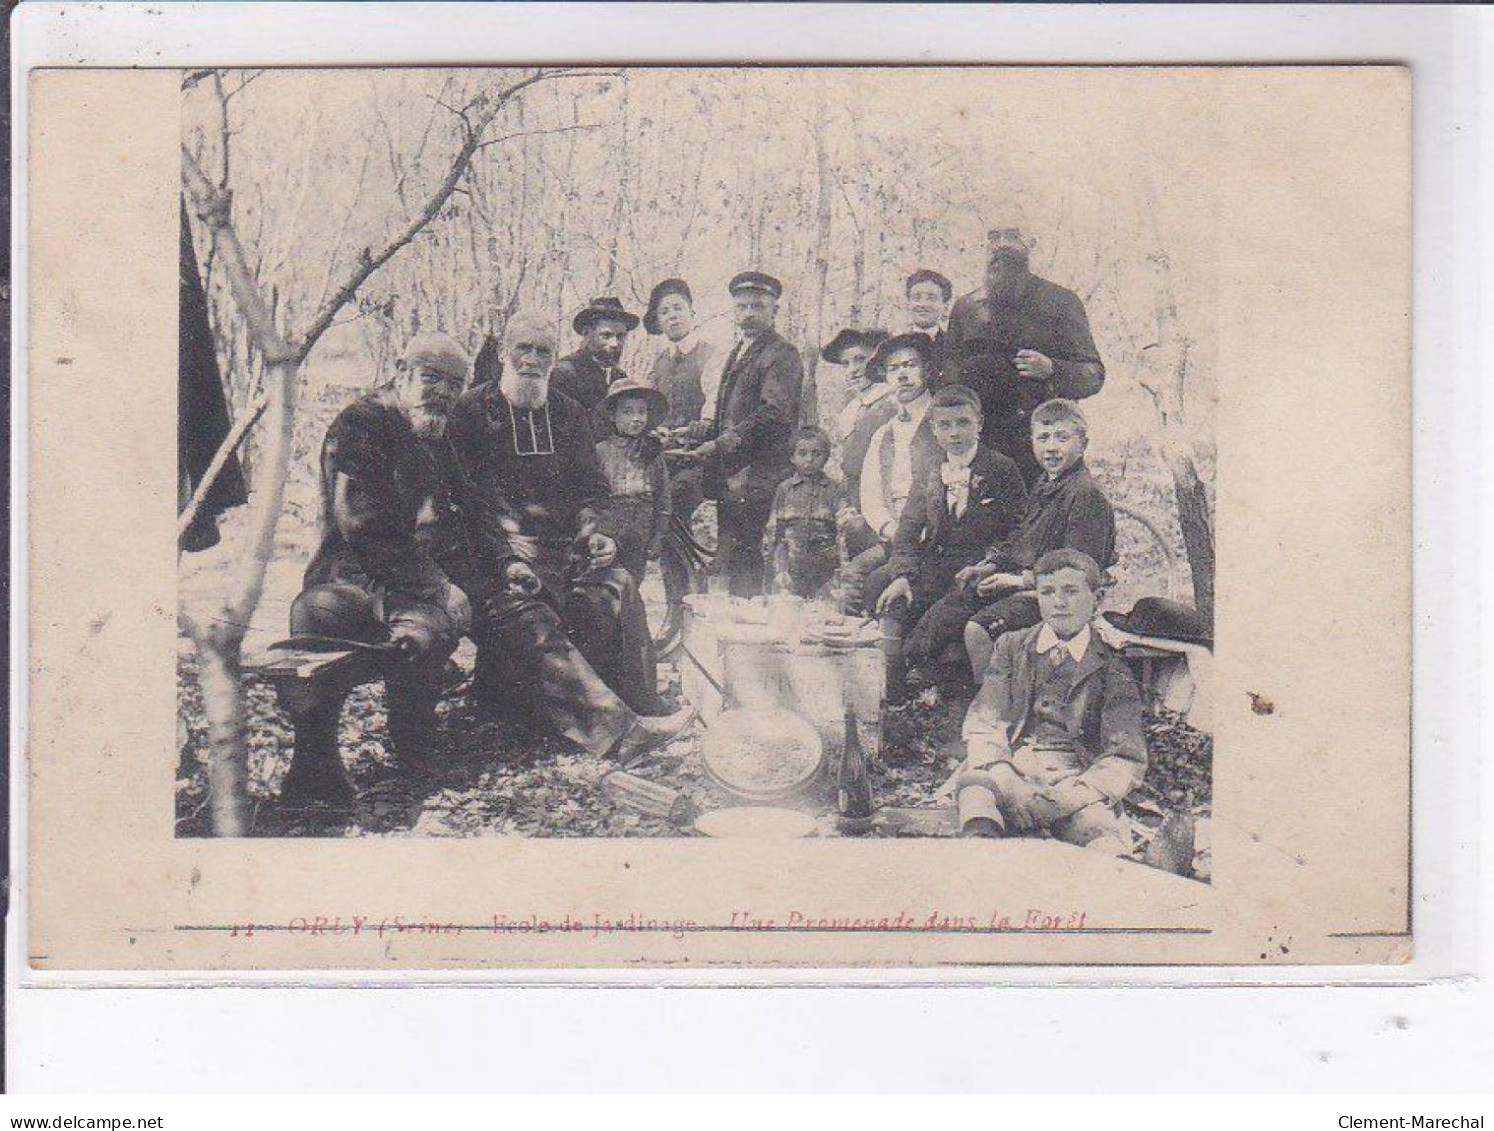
[448,313,691,750]
[946,228,1105,485]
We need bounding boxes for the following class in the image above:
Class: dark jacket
[706,327,804,507]
[946,274,1104,476]
[888,444,1027,587]
[551,349,629,413]
[963,623,1147,801]
[304,396,475,603]
[990,460,1117,573]
[447,382,613,570]
[915,327,951,388]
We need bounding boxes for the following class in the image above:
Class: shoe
[609,706,696,767]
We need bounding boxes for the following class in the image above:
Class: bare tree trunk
[802,76,833,426]
[1164,434,1216,626]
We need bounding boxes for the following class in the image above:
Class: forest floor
[175,640,1212,878]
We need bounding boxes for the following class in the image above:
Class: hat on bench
[1103,597,1213,648]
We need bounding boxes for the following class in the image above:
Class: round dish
[694,806,818,839]
[700,708,824,801]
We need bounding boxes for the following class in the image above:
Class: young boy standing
[594,379,673,586]
[868,384,1026,700]
[951,549,1145,853]
[958,398,1118,676]
[762,426,842,598]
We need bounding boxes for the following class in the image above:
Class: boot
[279,703,355,810]
[609,705,696,768]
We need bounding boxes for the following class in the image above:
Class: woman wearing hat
[824,327,893,448]
[594,378,673,587]
[643,278,715,430]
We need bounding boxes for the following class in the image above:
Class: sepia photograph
[176,65,1216,879]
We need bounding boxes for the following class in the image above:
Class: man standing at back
[947,228,1105,485]
[687,271,804,596]
[551,296,641,412]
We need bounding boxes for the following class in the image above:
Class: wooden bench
[243,646,382,739]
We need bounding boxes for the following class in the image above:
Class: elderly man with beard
[449,312,692,750]
[279,333,477,808]
[684,271,805,596]
[550,296,640,412]
[946,228,1105,485]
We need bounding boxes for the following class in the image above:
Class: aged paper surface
[26,65,1410,970]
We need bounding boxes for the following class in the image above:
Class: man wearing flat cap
[551,296,640,412]
[448,313,692,761]
[685,271,805,596]
[947,228,1105,485]
[904,268,953,384]
[279,332,477,807]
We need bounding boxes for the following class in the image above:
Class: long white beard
[408,405,449,439]
[501,369,550,410]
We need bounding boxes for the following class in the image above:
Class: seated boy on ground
[957,397,1117,676]
[762,425,842,598]
[946,549,1145,852]
[868,384,1026,701]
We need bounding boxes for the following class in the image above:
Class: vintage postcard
[24,64,1410,970]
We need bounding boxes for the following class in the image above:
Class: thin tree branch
[176,392,268,549]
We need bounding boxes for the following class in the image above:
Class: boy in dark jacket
[762,426,842,599]
[949,549,1144,853]
[868,384,1026,700]
[594,380,673,586]
[959,398,1117,675]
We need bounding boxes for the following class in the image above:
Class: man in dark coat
[282,333,477,808]
[946,228,1105,485]
[178,201,247,551]
[869,385,1026,700]
[550,296,640,412]
[448,313,691,730]
[685,271,804,596]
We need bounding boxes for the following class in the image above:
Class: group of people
[278,224,1177,860]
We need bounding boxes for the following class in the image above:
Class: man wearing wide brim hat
[946,226,1106,486]
[682,270,804,596]
[551,296,641,412]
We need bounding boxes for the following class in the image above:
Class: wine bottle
[837,707,874,830]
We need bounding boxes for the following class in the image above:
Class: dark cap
[869,331,937,379]
[821,327,889,365]
[728,271,783,299]
[573,296,641,335]
[1103,597,1212,648]
[905,269,953,301]
[643,278,692,336]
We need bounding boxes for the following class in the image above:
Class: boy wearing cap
[949,549,1145,854]
[905,268,953,383]
[762,426,842,599]
[685,271,805,596]
[644,278,715,430]
[552,296,641,412]
[594,380,673,586]
[870,384,1026,700]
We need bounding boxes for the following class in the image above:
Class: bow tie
[940,464,973,488]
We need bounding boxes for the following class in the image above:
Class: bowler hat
[572,296,641,334]
[905,268,953,301]
[643,278,692,335]
[728,271,783,299]
[1104,597,1213,648]
[869,331,937,379]
[821,327,888,365]
[598,378,670,430]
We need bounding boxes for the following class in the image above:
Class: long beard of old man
[501,370,550,410]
